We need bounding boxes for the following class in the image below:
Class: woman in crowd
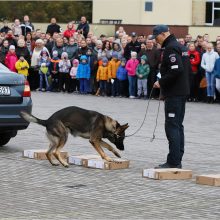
[25,32,35,56]
[101,40,112,60]
[201,43,219,103]
[16,39,31,64]
[30,39,50,90]
[188,42,201,102]
[0,39,9,64]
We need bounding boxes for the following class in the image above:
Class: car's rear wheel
[0,135,11,146]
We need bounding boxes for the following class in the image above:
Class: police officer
[151,25,190,169]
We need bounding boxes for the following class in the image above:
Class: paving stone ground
[0,92,220,219]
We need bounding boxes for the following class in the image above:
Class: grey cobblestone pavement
[0,92,220,219]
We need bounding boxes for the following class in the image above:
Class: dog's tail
[20,111,47,127]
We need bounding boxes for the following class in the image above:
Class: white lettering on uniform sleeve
[171,65,179,69]
[168,113,175,117]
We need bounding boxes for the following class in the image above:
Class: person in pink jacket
[5,45,18,72]
[125,51,139,98]
[69,59,79,93]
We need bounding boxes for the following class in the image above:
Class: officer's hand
[153,81,160,88]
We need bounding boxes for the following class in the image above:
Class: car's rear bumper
[0,97,32,132]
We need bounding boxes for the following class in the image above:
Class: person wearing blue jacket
[214,56,220,102]
[76,55,91,94]
[117,58,128,97]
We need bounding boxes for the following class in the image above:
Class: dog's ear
[121,123,129,131]
[116,123,129,134]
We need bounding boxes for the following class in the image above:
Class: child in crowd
[5,45,18,72]
[86,48,98,94]
[201,43,219,103]
[38,49,51,91]
[116,58,128,97]
[108,51,121,96]
[96,57,109,96]
[125,51,139,98]
[136,55,150,99]
[58,52,71,92]
[50,50,61,92]
[69,59,80,93]
[15,56,29,78]
[76,55,91,94]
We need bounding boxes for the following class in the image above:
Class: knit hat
[9,45,15,50]
[112,51,118,59]
[80,55,87,61]
[141,55,147,62]
[102,57,108,64]
[41,48,49,56]
[131,51,137,57]
[121,58,126,63]
[52,50,58,57]
[61,52,68,59]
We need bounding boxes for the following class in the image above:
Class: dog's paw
[104,156,113,162]
[114,151,121,158]
[63,164,69,168]
[52,163,60,166]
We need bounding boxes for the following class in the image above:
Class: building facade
[93,0,220,26]
[93,0,192,25]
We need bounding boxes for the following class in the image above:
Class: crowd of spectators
[1,15,220,103]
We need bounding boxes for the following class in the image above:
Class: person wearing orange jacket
[108,51,121,96]
[96,57,109,96]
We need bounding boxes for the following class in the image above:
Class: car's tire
[0,136,11,146]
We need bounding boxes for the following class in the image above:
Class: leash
[150,97,161,142]
[125,88,161,141]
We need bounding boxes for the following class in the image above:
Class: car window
[0,63,11,72]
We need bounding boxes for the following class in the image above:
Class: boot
[207,96,211,103]
[210,96,214,104]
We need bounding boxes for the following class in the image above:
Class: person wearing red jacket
[5,45,18,72]
[63,22,76,39]
[188,43,201,101]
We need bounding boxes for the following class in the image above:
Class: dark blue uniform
[159,34,190,167]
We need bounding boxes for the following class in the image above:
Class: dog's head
[107,123,129,151]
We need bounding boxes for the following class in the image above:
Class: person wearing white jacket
[201,43,219,103]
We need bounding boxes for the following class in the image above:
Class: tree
[0,1,92,23]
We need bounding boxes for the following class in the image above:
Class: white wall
[93,0,193,25]
[93,0,142,24]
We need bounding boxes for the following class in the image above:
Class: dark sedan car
[0,64,32,146]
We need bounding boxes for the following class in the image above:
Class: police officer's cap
[150,25,169,39]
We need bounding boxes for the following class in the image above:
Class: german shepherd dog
[20,106,129,167]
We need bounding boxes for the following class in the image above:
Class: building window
[206,2,213,23]
[145,2,153,12]
[206,0,220,25]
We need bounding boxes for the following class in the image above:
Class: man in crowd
[77,16,90,39]
[145,38,160,98]
[20,15,34,36]
[124,32,141,60]
[46,18,62,37]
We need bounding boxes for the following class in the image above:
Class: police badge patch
[170,56,176,63]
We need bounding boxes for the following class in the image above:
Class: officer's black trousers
[164,96,186,166]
